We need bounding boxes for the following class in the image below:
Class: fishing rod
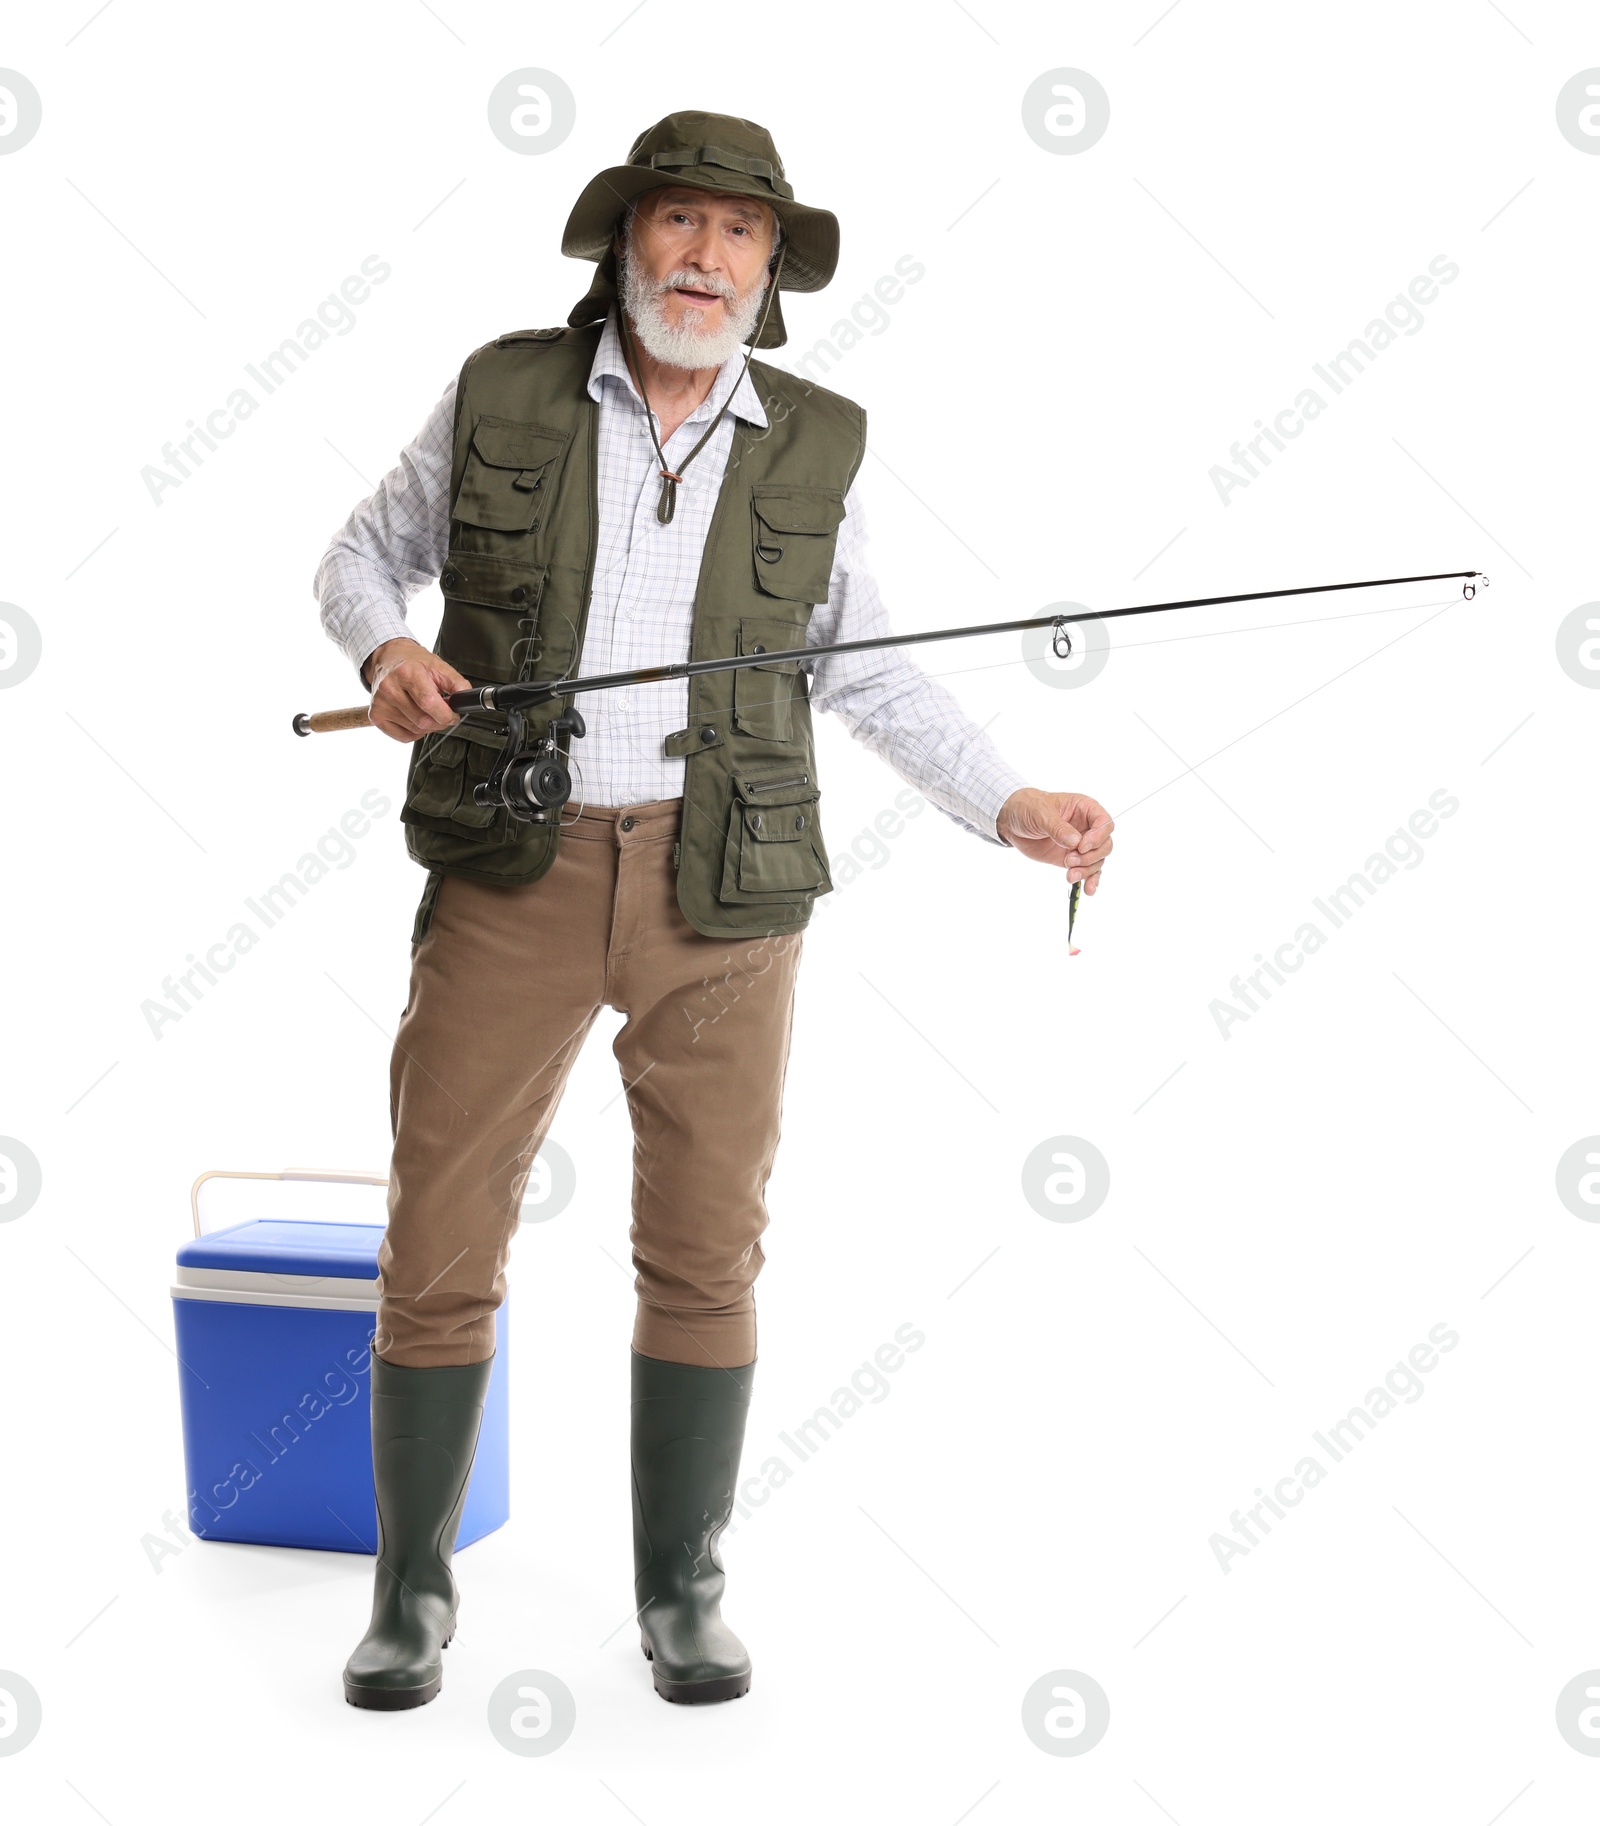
[292,568,1486,934]
[293,569,1486,739]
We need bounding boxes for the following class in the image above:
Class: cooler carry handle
[190,1168,390,1238]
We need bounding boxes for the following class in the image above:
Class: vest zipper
[743,773,810,794]
[672,841,681,870]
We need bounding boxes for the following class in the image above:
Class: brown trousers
[374,797,803,1372]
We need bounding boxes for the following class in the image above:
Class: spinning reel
[470,703,587,824]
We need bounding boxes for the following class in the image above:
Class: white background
[2,1,1597,1819]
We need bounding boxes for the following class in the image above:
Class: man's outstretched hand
[362,637,470,742]
[996,789,1115,894]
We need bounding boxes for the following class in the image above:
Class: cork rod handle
[291,705,373,736]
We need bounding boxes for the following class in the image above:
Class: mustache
[654,270,738,300]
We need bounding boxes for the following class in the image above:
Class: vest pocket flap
[438,558,546,683]
[732,618,808,743]
[457,720,505,769]
[740,804,815,845]
[737,616,806,668]
[470,417,569,472]
[722,783,831,898]
[456,418,568,530]
[732,770,818,808]
[426,734,466,770]
[440,553,547,613]
[404,721,503,827]
[751,486,848,536]
[749,485,846,605]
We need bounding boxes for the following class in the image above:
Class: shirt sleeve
[313,378,458,681]
[804,475,1031,845]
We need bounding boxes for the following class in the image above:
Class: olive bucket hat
[562,108,839,350]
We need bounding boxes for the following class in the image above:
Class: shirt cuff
[344,606,415,687]
[969,764,1032,846]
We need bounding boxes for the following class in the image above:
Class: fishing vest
[399,321,866,941]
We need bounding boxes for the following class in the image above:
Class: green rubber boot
[343,1352,493,1710]
[631,1348,756,1705]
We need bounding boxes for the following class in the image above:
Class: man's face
[617,186,776,365]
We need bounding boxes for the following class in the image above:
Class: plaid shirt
[315,307,1028,843]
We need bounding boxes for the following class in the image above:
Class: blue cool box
[172,1217,509,1553]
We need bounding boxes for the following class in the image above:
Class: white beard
[617,236,771,371]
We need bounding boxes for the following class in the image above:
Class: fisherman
[314,108,1113,1711]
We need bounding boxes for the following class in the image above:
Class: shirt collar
[587,304,769,431]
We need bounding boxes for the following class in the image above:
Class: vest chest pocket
[718,770,832,903]
[402,722,505,837]
[732,614,808,743]
[750,485,847,604]
[438,553,548,683]
[454,417,570,532]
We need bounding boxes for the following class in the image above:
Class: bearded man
[314,109,1113,1712]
